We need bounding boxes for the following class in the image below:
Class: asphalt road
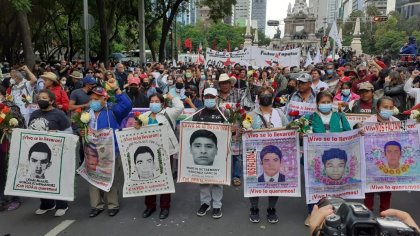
[1,172,420,236]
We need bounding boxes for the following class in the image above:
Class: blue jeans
[232,155,243,179]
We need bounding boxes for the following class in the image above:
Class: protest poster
[116,125,175,197]
[363,122,420,192]
[253,48,301,68]
[77,128,115,192]
[178,121,232,185]
[5,129,78,201]
[205,48,251,68]
[242,129,300,197]
[304,130,365,204]
[287,100,317,117]
[345,113,371,128]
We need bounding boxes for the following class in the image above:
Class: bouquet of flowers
[286,116,311,134]
[21,94,32,106]
[242,115,253,130]
[224,103,246,124]
[410,108,420,122]
[0,104,19,142]
[133,111,149,127]
[71,108,91,142]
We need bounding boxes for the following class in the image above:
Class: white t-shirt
[11,80,35,115]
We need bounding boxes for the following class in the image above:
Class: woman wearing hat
[42,72,69,113]
[303,90,351,226]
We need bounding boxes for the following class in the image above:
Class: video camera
[317,197,419,236]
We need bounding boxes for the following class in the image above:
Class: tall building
[251,0,267,32]
[234,0,251,27]
[327,0,340,22]
[352,0,364,11]
[364,0,387,15]
[400,1,420,19]
[386,0,396,13]
[309,0,328,30]
[176,1,197,25]
[340,0,354,20]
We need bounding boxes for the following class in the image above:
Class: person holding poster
[285,73,316,121]
[246,87,289,224]
[364,96,399,213]
[139,92,184,220]
[28,89,72,217]
[303,91,351,226]
[192,88,227,219]
[83,85,132,218]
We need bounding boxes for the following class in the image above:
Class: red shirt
[50,85,69,112]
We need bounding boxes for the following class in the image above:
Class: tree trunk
[145,34,156,62]
[96,0,108,66]
[16,11,35,68]
[158,20,170,62]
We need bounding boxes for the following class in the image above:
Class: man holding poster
[285,73,316,121]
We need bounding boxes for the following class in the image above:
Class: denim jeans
[232,155,243,179]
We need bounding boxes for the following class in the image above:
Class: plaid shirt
[285,88,316,121]
[218,88,243,104]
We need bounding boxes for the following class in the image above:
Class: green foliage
[9,0,31,12]
[200,0,237,23]
[374,30,407,56]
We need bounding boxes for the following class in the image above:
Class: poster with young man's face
[177,121,232,185]
[5,129,78,201]
[116,125,174,198]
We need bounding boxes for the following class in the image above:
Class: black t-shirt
[192,108,225,123]
[29,108,71,131]
[69,88,90,105]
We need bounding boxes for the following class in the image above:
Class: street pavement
[1,170,420,236]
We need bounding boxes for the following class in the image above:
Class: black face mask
[176,83,184,89]
[259,95,273,106]
[38,100,50,109]
[142,82,149,88]
[184,91,192,97]
[287,85,296,92]
[129,87,139,96]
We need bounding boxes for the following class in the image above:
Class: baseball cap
[203,88,218,97]
[357,82,374,91]
[82,76,97,85]
[91,86,108,97]
[128,77,140,85]
[340,76,351,83]
[297,73,312,83]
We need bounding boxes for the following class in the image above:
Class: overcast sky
[266,0,305,37]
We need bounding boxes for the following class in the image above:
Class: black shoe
[267,208,278,224]
[89,208,104,218]
[212,208,222,219]
[143,208,156,218]
[196,203,211,216]
[159,209,169,219]
[108,209,119,217]
[249,208,260,223]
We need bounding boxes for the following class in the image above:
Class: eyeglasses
[87,71,94,74]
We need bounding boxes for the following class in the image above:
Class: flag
[304,51,313,67]
[328,21,342,49]
[185,39,192,51]
[213,38,217,50]
[227,38,231,52]
[313,47,322,64]
[198,42,202,54]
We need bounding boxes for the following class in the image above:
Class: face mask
[326,69,334,75]
[287,85,296,91]
[175,83,184,89]
[201,75,206,80]
[379,109,393,119]
[150,103,162,113]
[143,82,150,88]
[167,80,174,86]
[61,80,66,85]
[129,87,138,95]
[90,100,103,111]
[159,70,164,73]
[341,89,351,96]
[318,103,332,113]
[204,99,216,109]
[37,100,50,110]
[184,91,192,97]
[9,79,15,85]
[185,72,192,78]
[358,70,367,78]
[211,75,216,80]
[259,95,273,106]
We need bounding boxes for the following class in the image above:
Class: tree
[200,0,236,23]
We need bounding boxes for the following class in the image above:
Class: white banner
[178,121,232,185]
[5,129,78,201]
[116,126,175,198]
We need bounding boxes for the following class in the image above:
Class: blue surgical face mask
[150,103,162,113]
[90,100,103,111]
[341,89,351,96]
[318,103,332,113]
[326,69,334,75]
[201,74,206,80]
[204,99,216,109]
[379,109,393,119]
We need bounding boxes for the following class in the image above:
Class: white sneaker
[304,214,311,226]
[55,207,69,217]
[35,206,56,215]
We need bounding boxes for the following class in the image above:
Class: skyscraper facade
[251,0,267,32]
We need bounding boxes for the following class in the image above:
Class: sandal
[233,177,241,187]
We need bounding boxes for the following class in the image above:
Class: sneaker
[249,208,260,223]
[6,201,21,211]
[55,207,69,217]
[267,208,278,224]
[35,206,56,215]
[304,214,311,226]
[196,203,210,216]
[212,208,222,219]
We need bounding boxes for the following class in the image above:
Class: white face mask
[61,80,67,85]
[9,78,16,85]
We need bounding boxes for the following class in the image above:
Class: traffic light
[373,16,388,22]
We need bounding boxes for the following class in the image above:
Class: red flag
[213,38,217,50]
[227,37,231,52]
[185,39,192,51]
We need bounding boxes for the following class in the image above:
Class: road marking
[44,220,75,236]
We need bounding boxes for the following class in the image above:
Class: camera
[317,197,419,236]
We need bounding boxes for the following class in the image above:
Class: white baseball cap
[203,88,218,97]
